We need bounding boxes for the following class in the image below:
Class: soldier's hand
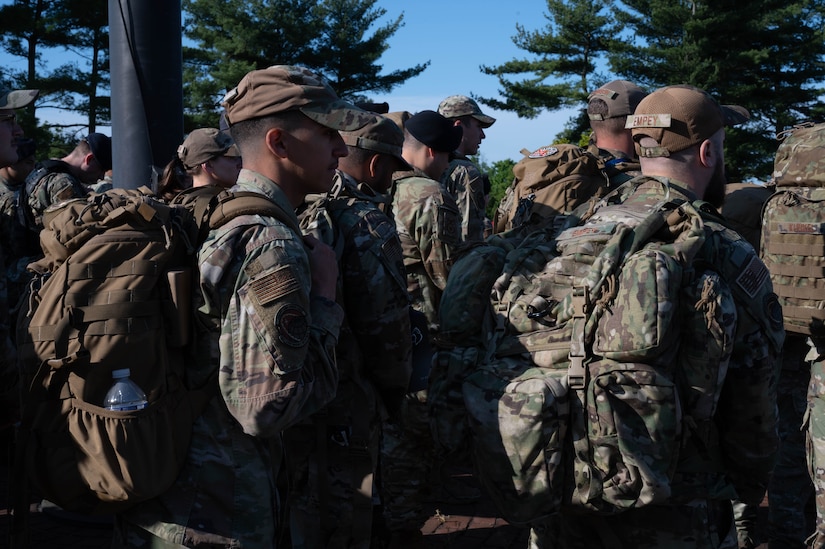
[304,235,338,301]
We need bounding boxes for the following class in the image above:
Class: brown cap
[341,114,412,170]
[385,110,412,131]
[221,65,371,131]
[0,87,39,109]
[177,128,238,169]
[626,85,750,158]
[587,80,647,121]
[437,95,496,128]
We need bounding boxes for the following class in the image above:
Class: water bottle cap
[112,368,131,379]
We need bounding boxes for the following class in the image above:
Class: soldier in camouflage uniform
[21,131,111,233]
[551,85,783,548]
[113,65,371,549]
[722,181,812,549]
[808,339,825,548]
[285,114,413,549]
[0,138,40,326]
[0,87,38,449]
[437,95,495,243]
[586,79,646,186]
[379,110,462,547]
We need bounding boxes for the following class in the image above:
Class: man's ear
[265,127,288,159]
[698,139,717,169]
[83,153,96,169]
[367,152,382,180]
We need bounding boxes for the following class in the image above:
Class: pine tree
[476,0,620,141]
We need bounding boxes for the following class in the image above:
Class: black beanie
[404,110,462,153]
[86,132,112,171]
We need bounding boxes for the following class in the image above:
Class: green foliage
[476,0,619,139]
[479,158,518,218]
[181,0,427,130]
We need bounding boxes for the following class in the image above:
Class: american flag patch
[250,265,300,305]
[736,255,770,299]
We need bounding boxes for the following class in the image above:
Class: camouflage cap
[437,95,496,128]
[626,84,749,158]
[587,80,647,121]
[0,87,39,110]
[221,65,371,131]
[177,127,238,169]
[341,114,412,170]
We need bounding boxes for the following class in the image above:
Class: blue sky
[371,1,579,164]
[0,0,580,164]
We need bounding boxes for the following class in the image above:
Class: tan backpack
[13,186,294,518]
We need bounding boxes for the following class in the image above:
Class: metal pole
[108,0,183,190]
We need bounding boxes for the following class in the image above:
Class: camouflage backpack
[12,186,294,518]
[461,187,737,526]
[760,122,825,335]
[493,144,639,235]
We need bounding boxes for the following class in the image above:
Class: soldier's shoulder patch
[528,146,558,159]
[249,265,300,305]
[275,303,309,348]
[765,292,784,332]
[735,255,770,299]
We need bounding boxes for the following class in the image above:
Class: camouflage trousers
[378,391,435,531]
[768,335,813,549]
[806,337,825,549]
[532,499,737,549]
[284,419,379,549]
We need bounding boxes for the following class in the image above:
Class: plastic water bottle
[104,368,148,411]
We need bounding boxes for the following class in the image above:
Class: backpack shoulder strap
[207,190,302,236]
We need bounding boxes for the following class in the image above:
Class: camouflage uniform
[389,168,461,334]
[549,176,783,548]
[442,154,487,243]
[379,169,461,534]
[807,337,825,548]
[0,174,42,325]
[115,169,344,548]
[720,181,810,548]
[286,171,412,549]
[23,159,90,231]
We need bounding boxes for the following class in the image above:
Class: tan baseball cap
[587,80,647,121]
[177,128,239,170]
[0,87,39,109]
[626,84,750,158]
[341,114,412,170]
[437,95,496,128]
[221,65,371,131]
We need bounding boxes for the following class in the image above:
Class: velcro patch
[736,255,770,299]
[777,221,825,235]
[626,113,672,129]
[249,265,300,305]
[528,146,558,159]
[275,303,309,348]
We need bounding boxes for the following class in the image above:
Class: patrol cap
[340,114,412,170]
[177,128,239,170]
[437,95,496,128]
[405,110,463,153]
[385,110,412,131]
[587,80,647,121]
[0,87,39,109]
[86,132,112,171]
[626,84,750,158]
[221,65,370,131]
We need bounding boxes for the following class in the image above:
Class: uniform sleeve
[713,237,784,505]
[445,162,487,243]
[341,210,412,400]
[205,220,344,438]
[415,192,460,292]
